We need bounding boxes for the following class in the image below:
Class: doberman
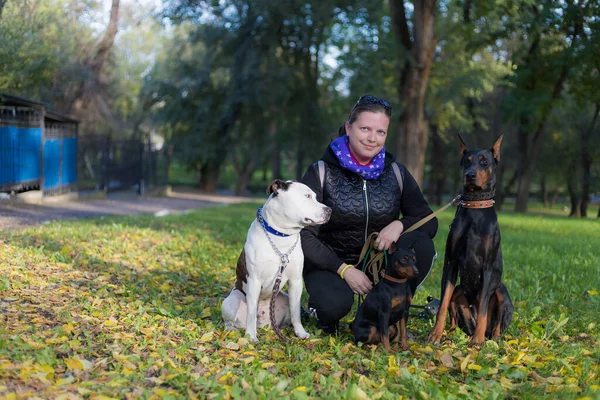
[351,246,419,351]
[428,134,513,346]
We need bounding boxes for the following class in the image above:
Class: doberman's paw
[428,331,444,345]
[469,337,484,347]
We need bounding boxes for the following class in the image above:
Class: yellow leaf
[585,289,598,296]
[65,357,92,371]
[511,352,525,365]
[271,349,285,358]
[200,331,214,343]
[459,355,470,373]
[296,386,308,392]
[23,338,46,349]
[54,376,75,386]
[467,364,482,371]
[62,323,75,335]
[45,336,69,345]
[388,356,399,376]
[348,384,369,400]
[546,377,564,385]
[225,342,239,351]
[500,376,514,390]
[217,372,233,384]
[103,319,117,327]
[160,283,172,291]
[64,358,84,370]
[6,393,17,400]
[591,385,600,392]
[201,308,211,319]
[261,362,276,369]
[237,338,249,347]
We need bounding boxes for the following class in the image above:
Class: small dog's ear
[267,179,287,195]
[491,134,503,163]
[458,133,468,157]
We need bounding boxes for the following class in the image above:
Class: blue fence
[0,127,43,186]
[0,97,78,195]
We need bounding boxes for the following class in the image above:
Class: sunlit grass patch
[0,204,598,398]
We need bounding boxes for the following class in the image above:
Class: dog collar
[459,199,495,209]
[257,206,291,237]
[381,272,408,283]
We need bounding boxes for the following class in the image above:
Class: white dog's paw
[247,334,258,343]
[294,327,310,340]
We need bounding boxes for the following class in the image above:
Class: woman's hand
[338,264,373,295]
[375,220,404,251]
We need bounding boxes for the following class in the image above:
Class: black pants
[303,231,436,323]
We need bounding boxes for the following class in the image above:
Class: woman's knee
[304,271,355,322]
[311,292,354,322]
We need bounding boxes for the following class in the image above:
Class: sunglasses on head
[353,95,391,112]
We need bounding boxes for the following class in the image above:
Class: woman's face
[345,111,390,165]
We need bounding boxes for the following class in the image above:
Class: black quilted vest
[319,163,403,265]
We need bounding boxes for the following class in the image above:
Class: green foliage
[0,205,598,398]
[0,0,95,102]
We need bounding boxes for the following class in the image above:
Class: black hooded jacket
[300,146,438,273]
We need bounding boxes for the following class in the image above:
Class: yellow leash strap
[356,194,462,283]
[399,194,462,237]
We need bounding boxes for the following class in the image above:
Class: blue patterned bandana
[330,135,386,180]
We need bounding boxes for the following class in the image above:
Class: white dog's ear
[267,179,289,195]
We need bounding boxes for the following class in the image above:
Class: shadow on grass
[1,203,266,328]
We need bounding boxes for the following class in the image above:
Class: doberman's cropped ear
[458,133,468,157]
[491,134,503,163]
[267,179,289,195]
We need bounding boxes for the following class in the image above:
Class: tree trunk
[269,106,282,180]
[67,0,120,125]
[233,154,256,196]
[496,167,518,211]
[579,103,599,218]
[427,124,445,205]
[296,148,305,182]
[567,179,580,217]
[514,7,581,213]
[389,0,437,186]
[515,67,569,213]
[198,163,219,193]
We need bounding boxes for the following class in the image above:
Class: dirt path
[0,187,259,230]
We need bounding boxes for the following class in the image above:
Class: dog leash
[257,208,299,341]
[354,194,462,312]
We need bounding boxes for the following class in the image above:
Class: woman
[300,94,438,333]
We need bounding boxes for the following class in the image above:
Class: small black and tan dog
[351,246,418,351]
[429,134,513,346]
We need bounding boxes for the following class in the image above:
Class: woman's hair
[338,95,393,137]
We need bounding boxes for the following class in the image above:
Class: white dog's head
[264,179,331,231]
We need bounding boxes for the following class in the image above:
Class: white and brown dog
[221,179,331,342]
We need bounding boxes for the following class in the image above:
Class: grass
[0,204,599,399]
